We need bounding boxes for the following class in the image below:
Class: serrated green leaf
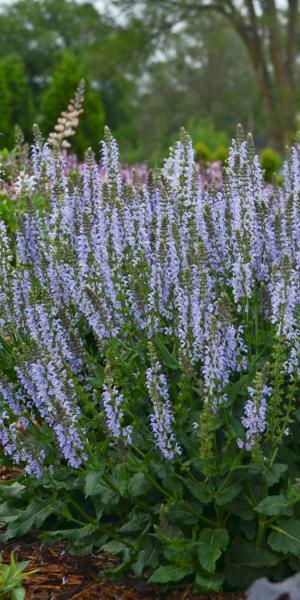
[228,540,279,568]
[3,500,54,540]
[268,520,300,556]
[101,540,129,555]
[120,514,144,534]
[256,495,291,516]
[195,572,224,592]
[215,483,242,506]
[167,503,201,526]
[111,464,128,496]
[225,564,266,589]
[148,565,193,583]
[98,483,119,504]
[85,475,118,504]
[264,464,287,487]
[239,520,256,541]
[180,477,211,503]
[0,501,20,524]
[128,473,151,498]
[132,542,159,577]
[229,498,254,521]
[42,527,93,543]
[197,528,229,574]
[84,472,103,497]
[0,482,26,498]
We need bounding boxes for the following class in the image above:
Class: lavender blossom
[101,364,133,445]
[146,349,181,460]
[1,124,300,475]
[238,372,272,451]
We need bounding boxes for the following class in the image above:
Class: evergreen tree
[0,54,34,148]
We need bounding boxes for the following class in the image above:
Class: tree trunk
[263,0,295,145]
[224,0,297,148]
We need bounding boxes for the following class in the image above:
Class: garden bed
[1,466,244,600]
[2,539,243,600]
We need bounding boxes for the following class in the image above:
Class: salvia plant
[1,124,300,592]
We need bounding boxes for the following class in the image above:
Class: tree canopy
[0,0,299,159]
[112,0,300,148]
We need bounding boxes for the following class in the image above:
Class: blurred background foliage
[0,0,299,166]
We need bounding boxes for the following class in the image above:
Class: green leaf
[148,565,193,583]
[256,495,291,516]
[3,500,54,540]
[225,564,266,589]
[120,514,146,534]
[101,541,129,556]
[268,520,300,556]
[111,465,128,497]
[229,498,254,521]
[85,475,118,504]
[228,540,279,568]
[167,502,202,526]
[12,588,26,600]
[98,483,119,504]
[84,471,101,498]
[195,572,224,592]
[86,368,105,389]
[0,501,19,524]
[154,337,180,370]
[197,528,229,574]
[14,560,30,573]
[264,464,287,487]
[215,483,242,506]
[239,520,256,541]
[132,544,159,577]
[180,477,211,503]
[0,482,26,498]
[128,473,151,498]
[294,408,300,422]
[42,527,93,544]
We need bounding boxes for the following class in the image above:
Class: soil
[0,467,244,600]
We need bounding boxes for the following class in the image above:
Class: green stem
[269,447,279,468]
[129,449,173,500]
[245,481,257,507]
[254,300,259,354]
[256,520,265,548]
[214,501,224,527]
[65,493,97,525]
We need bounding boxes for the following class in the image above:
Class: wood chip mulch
[0,467,244,600]
[0,465,23,480]
[1,538,243,600]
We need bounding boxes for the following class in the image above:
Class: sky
[0,0,288,7]
[0,0,103,6]
[0,0,289,23]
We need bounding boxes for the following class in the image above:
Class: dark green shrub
[260,147,281,182]
[212,145,228,164]
[194,141,211,163]
[40,53,105,156]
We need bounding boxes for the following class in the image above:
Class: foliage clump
[260,147,282,182]
[0,552,36,600]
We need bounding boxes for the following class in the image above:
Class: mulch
[0,467,244,600]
